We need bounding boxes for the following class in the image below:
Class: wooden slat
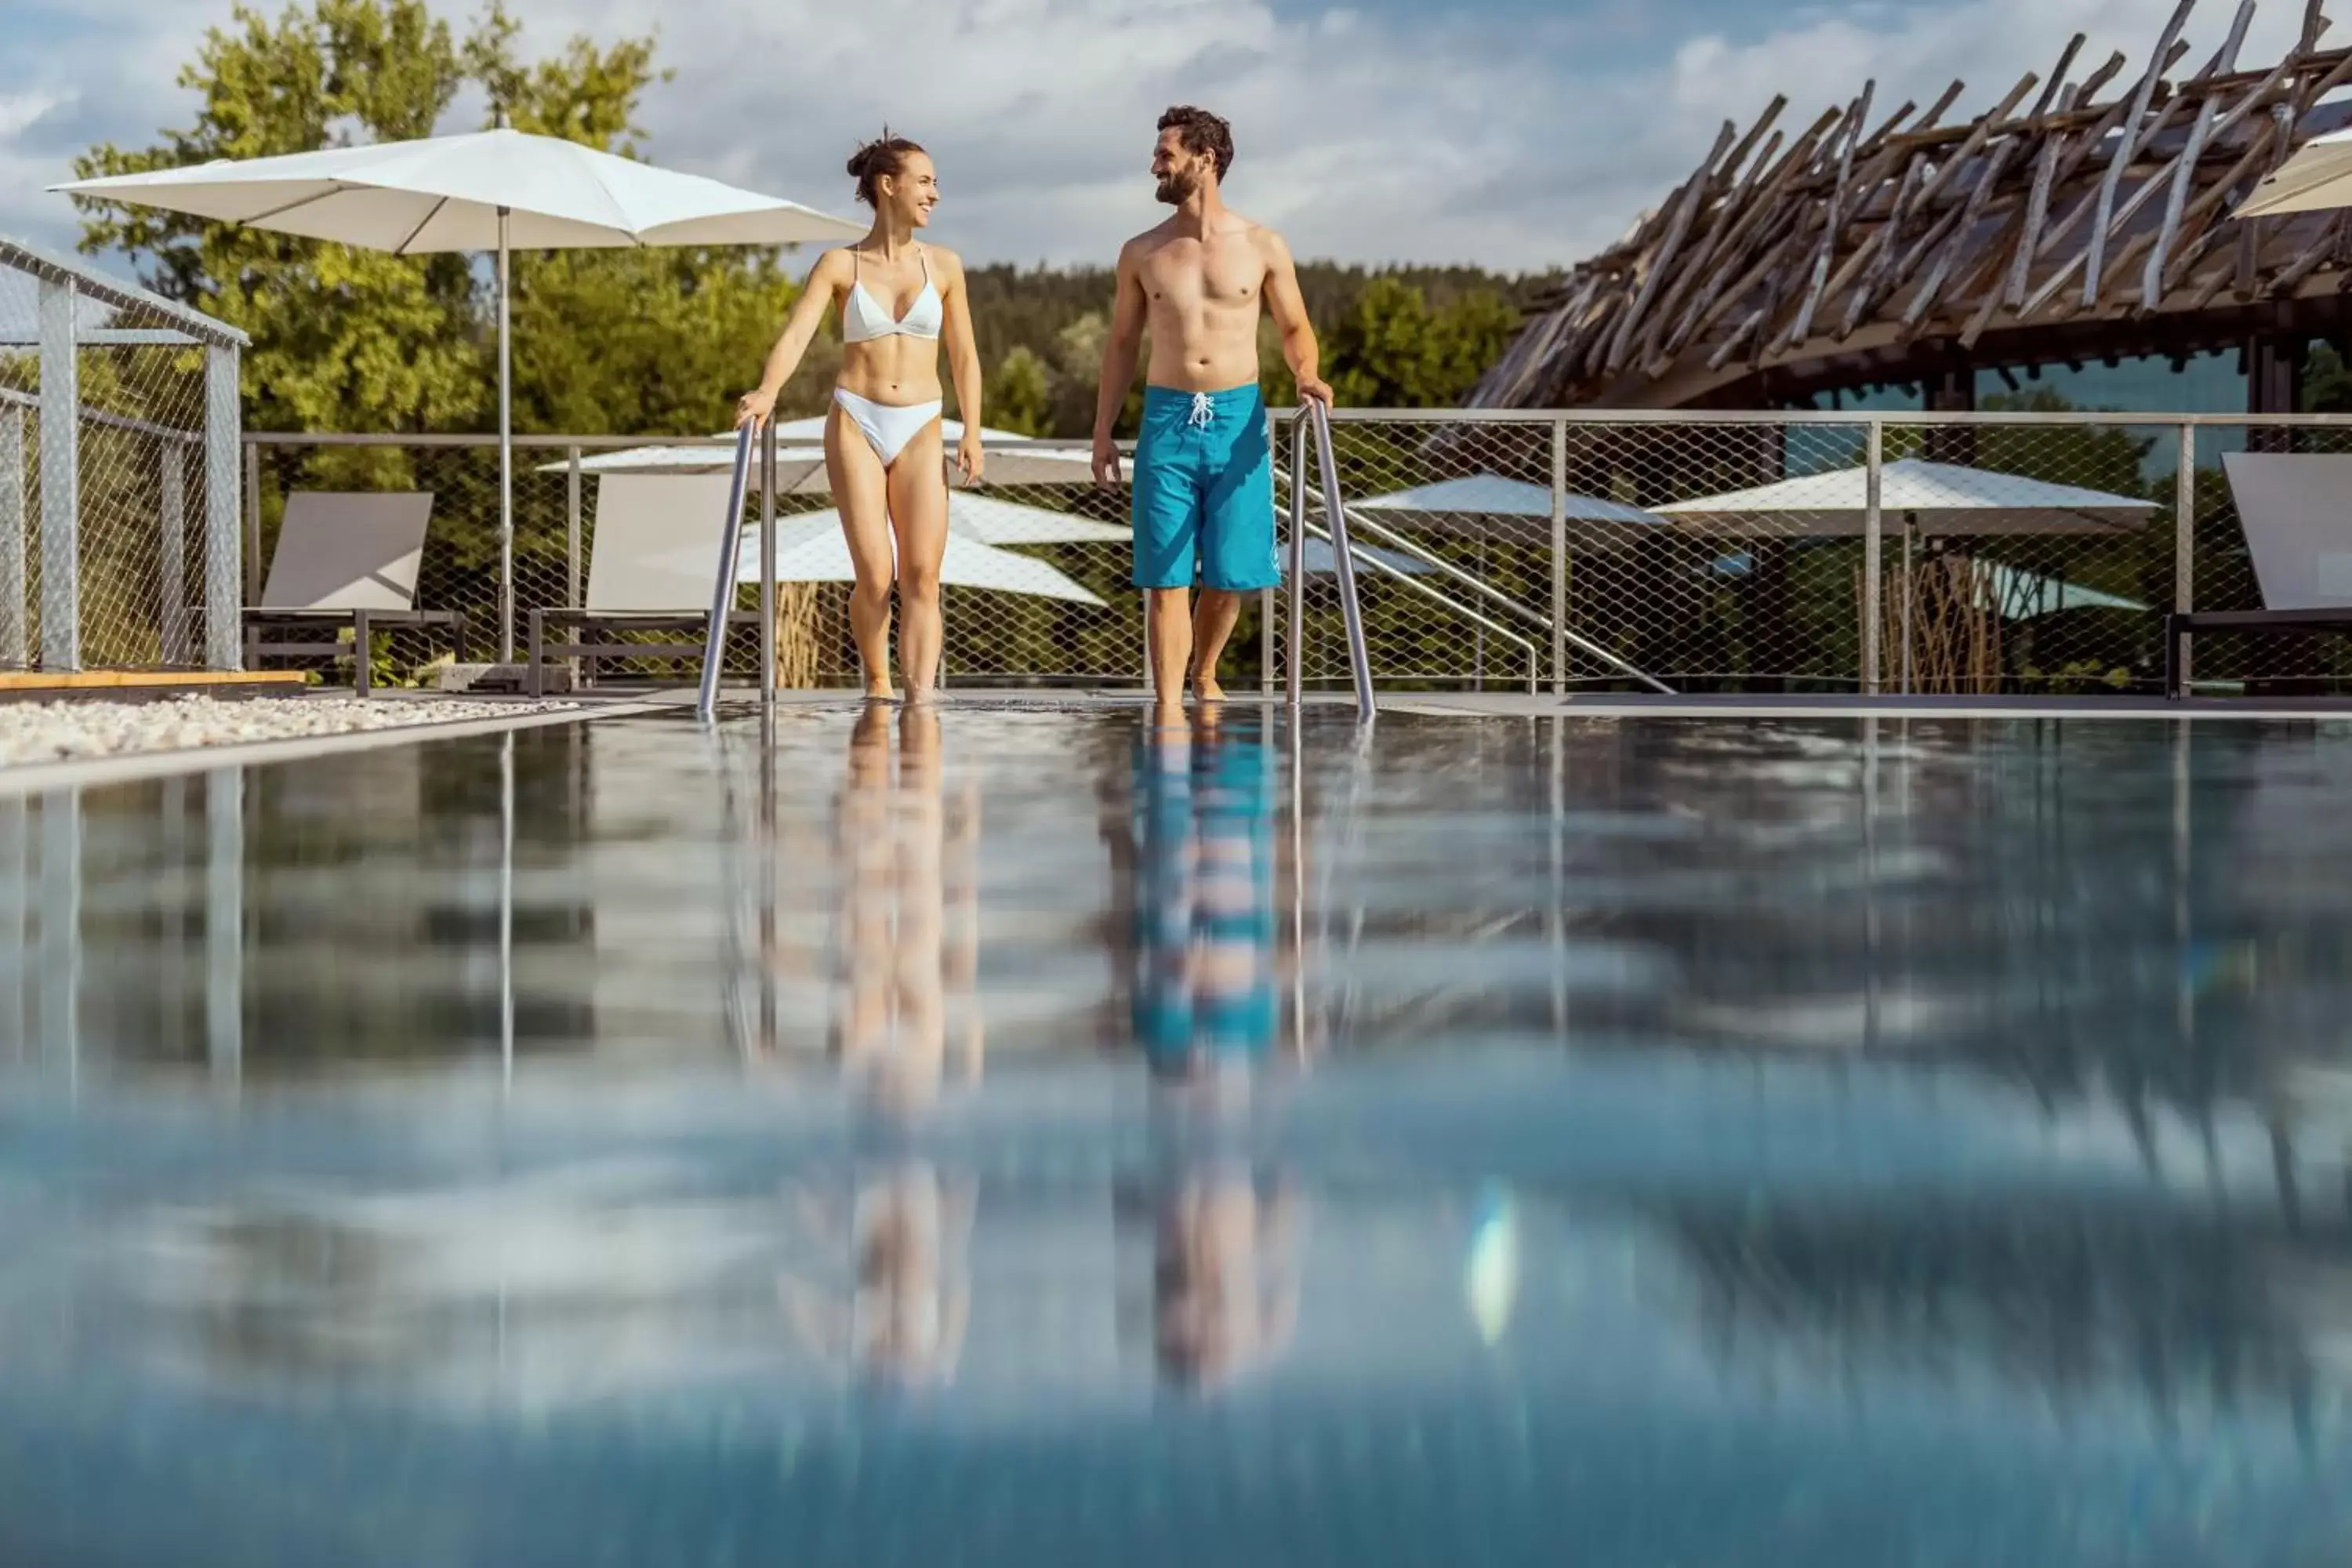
[0,670,307,692]
[1903,138,2021,329]
[2084,0,2199,308]
[2031,34,2089,119]
[2143,0,2260,308]
[1786,85,1876,347]
[1837,73,2040,337]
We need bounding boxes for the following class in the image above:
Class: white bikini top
[842,247,943,343]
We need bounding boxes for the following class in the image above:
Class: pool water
[4,706,2352,1566]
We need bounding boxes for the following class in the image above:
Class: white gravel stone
[0,695,578,768]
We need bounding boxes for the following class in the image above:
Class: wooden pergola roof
[1471,0,2352,410]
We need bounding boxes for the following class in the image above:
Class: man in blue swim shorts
[1093,105,1332,718]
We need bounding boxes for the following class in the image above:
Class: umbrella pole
[497,205,514,664]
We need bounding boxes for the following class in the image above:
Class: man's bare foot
[863,684,899,703]
[1190,673,1225,702]
[904,686,940,707]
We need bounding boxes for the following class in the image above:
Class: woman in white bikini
[735,132,984,703]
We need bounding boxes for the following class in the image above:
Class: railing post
[1286,418,1306,706]
[38,276,79,672]
[0,405,22,668]
[1550,416,1568,696]
[2175,422,2195,693]
[1861,418,1883,697]
[160,440,187,665]
[565,445,583,608]
[205,346,242,670]
[243,439,262,604]
[759,421,776,713]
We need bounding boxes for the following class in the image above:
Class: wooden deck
[0,670,308,699]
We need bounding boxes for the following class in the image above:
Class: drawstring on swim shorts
[1187,391,1216,429]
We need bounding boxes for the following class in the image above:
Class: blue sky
[0,0,2299,279]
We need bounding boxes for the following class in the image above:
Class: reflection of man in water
[1126,706,1300,1389]
[1131,705,1279,1082]
[780,704,980,1387]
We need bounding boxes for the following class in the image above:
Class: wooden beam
[2032,34,2089,118]
[1627,103,1810,366]
[1904,138,2021,330]
[1705,305,1768,372]
[1650,117,1849,360]
[2143,0,2259,308]
[1838,71,2041,337]
[1787,85,1875,347]
[2085,0,2200,308]
[2072,49,2134,110]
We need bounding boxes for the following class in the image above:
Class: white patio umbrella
[659,514,1106,605]
[1356,474,1668,543]
[547,419,1099,490]
[1654,458,2155,537]
[2238,126,2352,218]
[54,127,864,657]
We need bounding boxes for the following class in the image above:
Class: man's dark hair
[1157,105,1234,181]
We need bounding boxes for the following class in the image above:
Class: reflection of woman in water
[834,702,983,1111]
[782,1160,975,1388]
[1121,706,1302,1388]
[779,704,982,1386]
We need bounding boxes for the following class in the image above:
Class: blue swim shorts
[1131,383,1279,593]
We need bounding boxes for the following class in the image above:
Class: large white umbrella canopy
[709,488,1127,546]
[1357,474,1668,542]
[658,514,1107,604]
[1654,458,2156,537]
[544,420,1100,490]
[2237,127,2352,219]
[53,127,864,657]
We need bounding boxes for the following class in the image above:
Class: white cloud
[0,0,2320,275]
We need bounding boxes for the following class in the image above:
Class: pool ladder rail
[1287,401,1377,718]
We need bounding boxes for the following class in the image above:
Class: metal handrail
[1293,508,1541,692]
[1287,401,1375,716]
[1294,477,1673,697]
[695,423,757,723]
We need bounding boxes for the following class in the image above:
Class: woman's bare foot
[863,684,900,704]
[1190,673,1225,702]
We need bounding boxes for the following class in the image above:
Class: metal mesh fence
[0,241,241,674]
[236,411,2352,697]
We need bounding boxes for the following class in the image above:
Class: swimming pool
[3,705,2350,1566]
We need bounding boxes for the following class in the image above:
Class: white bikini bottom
[833,388,942,466]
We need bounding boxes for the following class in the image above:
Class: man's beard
[1155,173,1192,205]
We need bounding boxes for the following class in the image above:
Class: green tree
[1321,277,1522,408]
[71,0,814,445]
[992,345,1054,436]
[71,2,485,443]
